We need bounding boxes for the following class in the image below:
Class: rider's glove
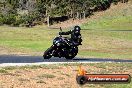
[59,32,62,35]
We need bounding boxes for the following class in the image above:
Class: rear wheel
[43,47,53,59]
[65,46,78,60]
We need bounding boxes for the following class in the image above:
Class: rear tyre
[43,47,53,59]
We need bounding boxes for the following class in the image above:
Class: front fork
[51,45,62,58]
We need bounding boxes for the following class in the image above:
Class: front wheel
[43,47,53,59]
[65,46,78,60]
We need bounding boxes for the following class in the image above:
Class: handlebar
[59,27,62,37]
[60,27,62,32]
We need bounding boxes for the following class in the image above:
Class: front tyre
[65,46,78,60]
[43,47,53,59]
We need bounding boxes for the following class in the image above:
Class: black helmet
[74,26,81,31]
[72,26,81,34]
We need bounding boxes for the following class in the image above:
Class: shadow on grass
[0,55,132,63]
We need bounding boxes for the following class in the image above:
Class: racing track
[0,55,132,67]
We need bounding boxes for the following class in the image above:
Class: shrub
[112,0,119,5]
[12,15,26,26]
[0,14,4,25]
[18,12,40,27]
[2,14,16,25]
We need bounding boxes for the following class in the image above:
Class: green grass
[1,64,60,70]
[0,69,8,73]
[81,16,132,30]
[0,25,132,59]
[0,26,58,52]
[78,29,132,59]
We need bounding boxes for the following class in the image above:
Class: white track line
[0,61,114,67]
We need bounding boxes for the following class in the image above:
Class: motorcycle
[43,27,82,60]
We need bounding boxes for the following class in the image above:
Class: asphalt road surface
[0,55,132,67]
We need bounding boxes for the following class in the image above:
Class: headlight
[53,40,58,45]
[56,43,60,46]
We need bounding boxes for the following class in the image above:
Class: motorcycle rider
[59,26,82,46]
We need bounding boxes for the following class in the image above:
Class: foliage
[0,0,129,26]
[1,13,16,25]
[0,14,3,25]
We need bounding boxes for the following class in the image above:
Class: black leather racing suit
[59,26,82,46]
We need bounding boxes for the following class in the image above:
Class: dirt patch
[0,66,79,88]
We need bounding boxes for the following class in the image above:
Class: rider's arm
[59,30,72,35]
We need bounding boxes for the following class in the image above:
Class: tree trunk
[79,13,82,19]
[70,10,73,18]
[122,0,125,3]
[83,11,86,19]
[47,15,50,27]
[77,12,79,19]
[46,10,50,27]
